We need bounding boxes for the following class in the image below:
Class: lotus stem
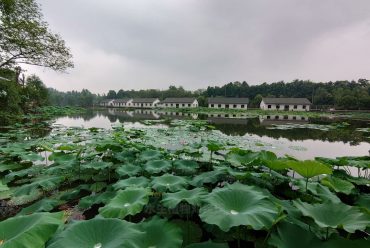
[326,227,329,240]
[305,177,309,192]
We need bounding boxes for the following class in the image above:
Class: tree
[250,94,262,108]
[107,90,117,99]
[0,0,73,72]
[21,74,48,110]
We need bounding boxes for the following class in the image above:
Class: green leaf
[199,183,280,232]
[0,212,64,248]
[288,160,332,179]
[161,188,208,209]
[48,218,142,248]
[293,200,370,233]
[321,176,355,195]
[17,198,64,216]
[137,217,183,248]
[144,160,172,174]
[190,168,227,187]
[269,221,321,248]
[113,177,149,190]
[172,220,202,246]
[0,180,9,192]
[139,149,162,161]
[173,160,199,174]
[99,187,150,218]
[78,191,116,209]
[116,163,141,177]
[226,149,259,167]
[82,161,113,170]
[186,240,229,248]
[151,174,188,192]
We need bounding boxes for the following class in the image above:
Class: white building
[160,98,198,108]
[131,98,160,108]
[99,99,114,107]
[208,97,249,109]
[260,98,311,111]
[112,98,133,108]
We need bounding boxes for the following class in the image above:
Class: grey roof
[208,97,249,104]
[262,98,312,105]
[161,97,197,103]
[132,98,159,103]
[113,98,132,103]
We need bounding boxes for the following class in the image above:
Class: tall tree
[0,0,73,72]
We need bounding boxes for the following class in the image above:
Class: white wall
[260,101,310,111]
[130,99,159,108]
[160,99,198,108]
[208,103,248,109]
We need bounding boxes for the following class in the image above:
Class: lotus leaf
[186,240,229,248]
[151,174,188,192]
[173,160,199,174]
[226,149,259,167]
[199,183,280,231]
[78,191,116,209]
[294,180,341,203]
[144,159,172,174]
[48,218,142,248]
[190,168,227,187]
[99,187,150,218]
[293,200,370,233]
[0,181,9,192]
[137,216,183,248]
[161,188,208,208]
[116,163,141,177]
[288,160,332,178]
[321,176,355,195]
[139,149,162,161]
[82,161,113,170]
[113,176,149,190]
[0,212,63,248]
[17,198,64,216]
[172,220,202,246]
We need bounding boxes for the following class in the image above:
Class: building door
[284,105,289,111]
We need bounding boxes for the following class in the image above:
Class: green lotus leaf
[190,168,227,187]
[99,187,150,218]
[355,194,370,211]
[0,180,9,192]
[137,216,183,248]
[288,160,332,178]
[226,149,259,167]
[172,220,202,246]
[293,200,370,233]
[199,183,280,231]
[173,160,199,174]
[206,141,224,152]
[161,188,208,208]
[321,176,355,195]
[17,198,64,216]
[78,191,116,209]
[13,175,64,197]
[320,236,370,248]
[144,159,172,174]
[293,180,340,203]
[48,218,142,248]
[114,150,136,162]
[0,162,23,173]
[186,240,229,248]
[113,177,149,190]
[268,221,322,248]
[49,152,78,167]
[58,184,91,201]
[151,174,188,192]
[139,149,162,161]
[264,159,289,171]
[82,161,113,170]
[0,212,64,248]
[20,152,44,162]
[116,163,141,177]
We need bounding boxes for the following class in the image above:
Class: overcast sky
[27,0,370,93]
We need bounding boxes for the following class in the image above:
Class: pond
[54,108,370,160]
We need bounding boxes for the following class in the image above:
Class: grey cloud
[28,0,370,92]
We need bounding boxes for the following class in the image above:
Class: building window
[293,116,296,120]
[294,105,297,109]
[211,104,214,107]
[303,105,306,109]
[241,105,244,108]
[267,115,270,119]
[218,104,221,108]
[275,116,279,119]
[276,105,280,109]
[268,105,271,109]
[233,104,237,108]
[188,104,191,107]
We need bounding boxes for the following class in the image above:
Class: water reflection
[55,108,370,147]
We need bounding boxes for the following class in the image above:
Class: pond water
[54,108,370,160]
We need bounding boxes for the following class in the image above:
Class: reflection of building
[208,117,248,125]
[158,111,198,119]
[131,98,160,108]
[208,113,247,118]
[112,98,133,107]
[160,98,198,108]
[99,99,114,107]
[208,97,249,109]
[259,115,309,125]
[260,98,311,111]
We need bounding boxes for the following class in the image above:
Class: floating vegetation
[0,117,369,247]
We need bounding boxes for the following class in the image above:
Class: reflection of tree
[242,118,368,145]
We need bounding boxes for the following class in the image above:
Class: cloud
[26,0,370,93]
